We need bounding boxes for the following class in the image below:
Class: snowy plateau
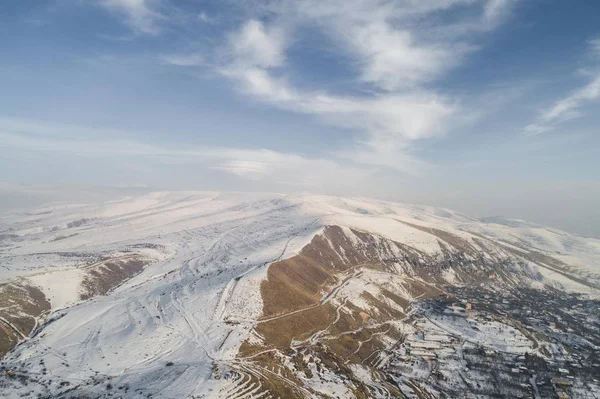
[0,192,599,398]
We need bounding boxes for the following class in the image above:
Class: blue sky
[1,0,599,236]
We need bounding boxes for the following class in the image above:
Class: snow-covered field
[0,191,599,398]
[1,193,324,396]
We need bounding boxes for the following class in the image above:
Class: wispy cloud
[588,37,600,57]
[525,37,600,135]
[525,74,600,135]
[227,20,286,69]
[211,160,271,178]
[197,12,212,23]
[92,0,518,174]
[160,53,205,67]
[220,60,454,174]
[277,1,471,91]
[350,23,469,91]
[483,0,519,27]
[0,117,371,190]
[215,1,513,173]
[98,0,164,34]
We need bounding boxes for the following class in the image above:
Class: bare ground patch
[80,257,149,300]
[0,283,50,358]
[238,225,445,397]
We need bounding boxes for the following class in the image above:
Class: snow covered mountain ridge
[0,192,599,398]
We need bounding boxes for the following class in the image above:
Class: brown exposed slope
[235,226,445,398]
[261,226,430,319]
[80,257,149,300]
[0,251,156,358]
[0,283,50,357]
[233,223,581,398]
[261,254,333,318]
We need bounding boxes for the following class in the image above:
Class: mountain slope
[0,193,598,398]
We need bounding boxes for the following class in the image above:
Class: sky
[0,0,599,237]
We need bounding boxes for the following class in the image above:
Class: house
[411,350,437,359]
[408,341,442,350]
[424,334,452,343]
[551,378,571,386]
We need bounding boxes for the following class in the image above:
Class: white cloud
[211,160,271,178]
[0,117,371,190]
[352,22,463,90]
[99,0,163,34]
[590,38,600,58]
[338,137,430,175]
[205,148,372,188]
[218,10,465,173]
[483,0,518,27]
[221,67,295,102]
[525,74,600,135]
[223,60,456,141]
[525,39,600,135]
[198,12,212,23]
[95,0,516,173]
[228,20,286,69]
[161,53,204,67]
[212,0,516,172]
[253,0,514,90]
[205,149,375,190]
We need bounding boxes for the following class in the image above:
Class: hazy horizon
[1,183,599,239]
[1,1,599,237]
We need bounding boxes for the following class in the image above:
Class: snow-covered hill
[0,192,598,398]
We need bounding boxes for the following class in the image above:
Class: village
[381,285,600,398]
